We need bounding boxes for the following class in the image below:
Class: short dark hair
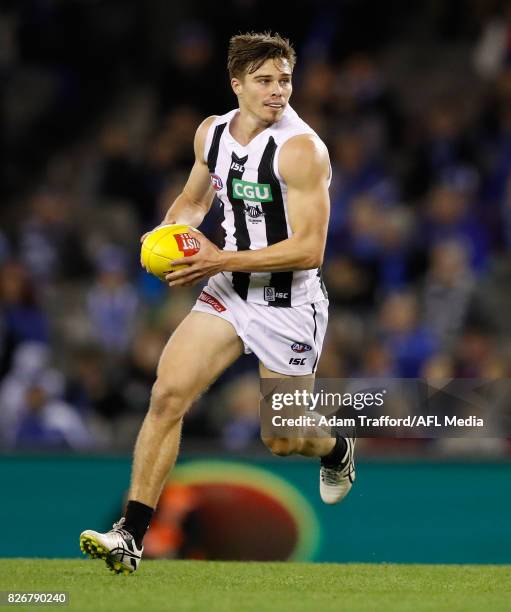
[227,32,296,80]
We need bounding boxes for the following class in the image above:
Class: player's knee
[149,380,190,421]
[261,436,297,456]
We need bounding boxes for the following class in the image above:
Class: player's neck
[230,108,272,146]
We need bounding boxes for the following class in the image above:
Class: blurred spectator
[358,341,396,377]
[467,254,511,336]
[220,374,260,451]
[323,255,378,312]
[317,313,363,376]
[294,59,336,120]
[64,345,127,422]
[474,3,511,79]
[86,245,139,354]
[97,123,145,214]
[422,239,475,348]
[378,292,437,377]
[421,353,455,379]
[453,327,505,378]
[0,342,63,445]
[328,129,398,239]
[0,232,10,263]
[405,101,478,200]
[376,206,422,291]
[12,375,95,451]
[0,260,49,375]
[316,335,348,377]
[158,22,227,115]
[421,177,488,272]
[334,53,403,150]
[18,191,90,282]
[122,326,167,415]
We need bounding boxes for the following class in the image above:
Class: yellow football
[140,224,201,280]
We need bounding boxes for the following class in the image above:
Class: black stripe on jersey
[207,123,226,172]
[227,151,251,299]
[214,195,226,249]
[259,136,293,307]
[206,123,227,249]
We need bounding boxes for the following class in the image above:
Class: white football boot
[80,517,143,575]
[320,437,356,504]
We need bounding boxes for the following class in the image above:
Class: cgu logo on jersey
[232,179,273,202]
[291,342,312,353]
[210,174,223,191]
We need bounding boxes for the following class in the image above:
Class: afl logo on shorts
[210,174,223,191]
[291,342,312,353]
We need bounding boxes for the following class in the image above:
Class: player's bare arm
[166,133,330,287]
[140,115,216,243]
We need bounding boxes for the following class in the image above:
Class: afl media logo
[210,174,223,191]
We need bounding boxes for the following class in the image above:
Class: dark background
[1,0,511,457]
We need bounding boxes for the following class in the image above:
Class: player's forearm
[220,235,324,272]
[163,192,208,228]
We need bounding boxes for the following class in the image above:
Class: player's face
[233,58,293,124]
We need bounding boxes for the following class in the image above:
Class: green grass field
[1,560,510,612]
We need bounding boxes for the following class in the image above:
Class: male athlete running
[80,32,355,574]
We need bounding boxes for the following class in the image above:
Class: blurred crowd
[1,0,511,453]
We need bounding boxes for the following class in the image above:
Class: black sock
[321,435,348,467]
[123,500,154,548]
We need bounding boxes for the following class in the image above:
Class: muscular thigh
[157,311,244,400]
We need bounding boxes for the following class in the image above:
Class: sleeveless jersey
[204,105,328,307]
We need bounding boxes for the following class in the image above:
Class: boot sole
[79,534,133,576]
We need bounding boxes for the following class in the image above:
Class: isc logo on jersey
[264,287,289,302]
[232,179,273,202]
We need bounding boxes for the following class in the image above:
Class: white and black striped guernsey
[204,105,329,307]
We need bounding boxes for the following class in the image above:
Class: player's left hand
[165,229,224,287]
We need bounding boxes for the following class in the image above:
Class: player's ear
[231,77,243,97]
